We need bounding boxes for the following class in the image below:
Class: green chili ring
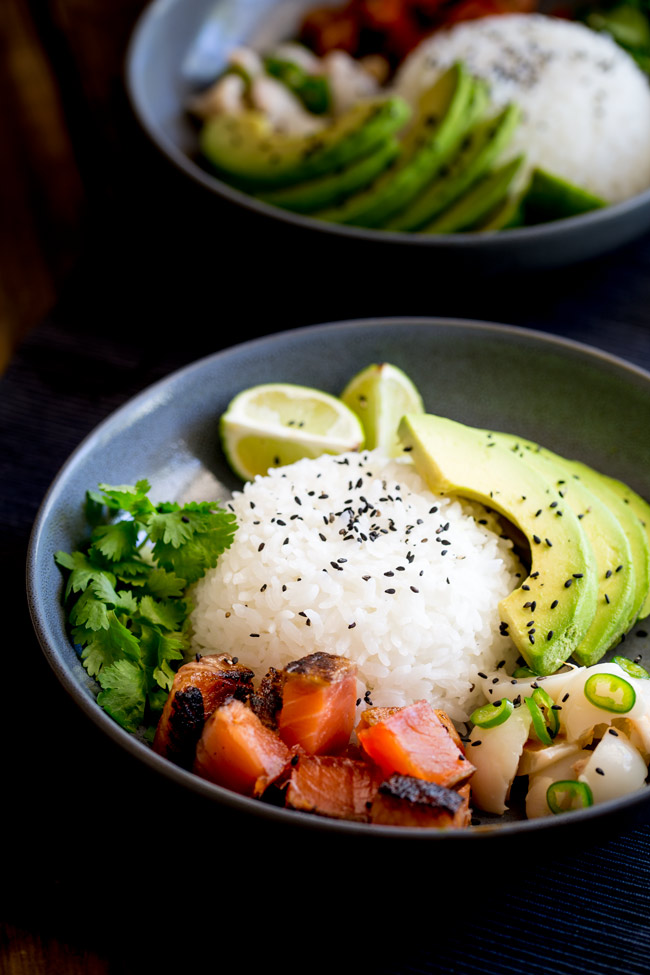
[525,695,554,745]
[533,686,560,736]
[584,672,636,713]
[470,699,514,729]
[546,780,594,814]
[612,656,650,680]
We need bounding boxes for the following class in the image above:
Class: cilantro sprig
[55,480,237,736]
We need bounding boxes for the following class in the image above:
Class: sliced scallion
[470,699,514,728]
[612,655,650,680]
[546,780,593,815]
[584,672,636,713]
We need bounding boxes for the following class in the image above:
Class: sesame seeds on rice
[189,450,522,723]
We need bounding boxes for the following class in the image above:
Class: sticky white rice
[190,450,522,722]
[394,13,650,203]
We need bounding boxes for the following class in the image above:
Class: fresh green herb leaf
[97,659,148,732]
[56,481,237,735]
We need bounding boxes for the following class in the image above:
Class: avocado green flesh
[199,95,411,189]
[423,154,525,234]
[398,413,598,675]
[386,102,520,232]
[491,433,637,666]
[474,181,528,231]
[567,460,650,624]
[523,167,607,223]
[313,62,476,228]
[509,439,650,627]
[598,472,650,619]
[256,136,401,213]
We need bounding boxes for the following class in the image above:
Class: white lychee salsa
[56,364,650,826]
[190,12,650,233]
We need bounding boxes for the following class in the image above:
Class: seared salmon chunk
[249,666,283,731]
[153,653,254,767]
[277,652,357,755]
[285,754,383,822]
[356,700,475,788]
[194,698,292,797]
[370,775,471,828]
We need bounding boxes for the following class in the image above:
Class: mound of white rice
[394,13,650,203]
[190,450,522,722]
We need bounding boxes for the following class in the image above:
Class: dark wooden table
[4,1,650,971]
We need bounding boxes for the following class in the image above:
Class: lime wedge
[340,363,425,456]
[219,383,366,481]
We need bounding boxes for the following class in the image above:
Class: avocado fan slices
[387,101,521,232]
[423,153,525,234]
[312,62,479,228]
[200,94,411,189]
[492,433,638,666]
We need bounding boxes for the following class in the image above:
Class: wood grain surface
[0,0,147,372]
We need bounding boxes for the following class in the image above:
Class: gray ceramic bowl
[27,318,650,849]
[125,0,650,272]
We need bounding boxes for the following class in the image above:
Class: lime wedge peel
[219,382,366,481]
[340,362,425,456]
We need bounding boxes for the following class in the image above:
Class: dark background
[3,1,650,972]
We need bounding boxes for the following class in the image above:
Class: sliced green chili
[547,779,594,814]
[584,672,636,713]
[533,686,560,736]
[612,655,650,680]
[470,699,514,728]
[525,696,552,745]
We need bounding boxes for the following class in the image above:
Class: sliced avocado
[598,472,650,619]
[523,168,606,223]
[567,461,650,623]
[491,433,637,666]
[398,413,599,675]
[423,154,525,234]
[256,136,401,213]
[474,182,528,231]
[313,63,479,228]
[490,434,650,631]
[387,102,520,232]
[199,95,411,189]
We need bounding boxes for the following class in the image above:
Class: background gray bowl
[125,0,650,272]
[26,317,650,850]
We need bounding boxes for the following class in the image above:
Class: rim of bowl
[26,316,650,841]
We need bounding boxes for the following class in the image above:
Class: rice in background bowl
[189,450,522,723]
[393,13,650,204]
